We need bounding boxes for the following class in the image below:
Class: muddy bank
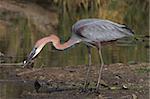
[0,63,149,99]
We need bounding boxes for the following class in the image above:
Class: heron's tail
[122,24,135,36]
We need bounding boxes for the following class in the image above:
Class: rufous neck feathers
[35,34,81,50]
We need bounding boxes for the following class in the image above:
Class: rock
[109,86,120,90]
[122,85,128,90]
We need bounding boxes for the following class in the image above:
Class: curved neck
[38,34,81,50]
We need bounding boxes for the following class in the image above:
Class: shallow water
[0,80,33,99]
[0,66,35,99]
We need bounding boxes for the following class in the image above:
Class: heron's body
[23,19,134,90]
[71,19,133,47]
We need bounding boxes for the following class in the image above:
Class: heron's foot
[80,82,90,92]
[84,81,90,89]
[96,83,100,90]
[92,87,100,94]
[80,82,101,94]
[80,87,100,94]
[96,79,108,88]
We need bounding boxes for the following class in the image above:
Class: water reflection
[0,66,34,99]
[0,81,33,99]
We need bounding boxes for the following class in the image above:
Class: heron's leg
[96,43,104,89]
[84,46,91,89]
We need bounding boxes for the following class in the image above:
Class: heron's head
[23,46,43,68]
[23,34,60,67]
[23,37,49,67]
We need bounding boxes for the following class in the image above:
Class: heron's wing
[72,19,134,42]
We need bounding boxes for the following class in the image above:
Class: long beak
[23,47,37,67]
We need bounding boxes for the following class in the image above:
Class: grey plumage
[72,19,134,44]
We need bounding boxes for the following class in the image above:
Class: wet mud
[0,63,149,99]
